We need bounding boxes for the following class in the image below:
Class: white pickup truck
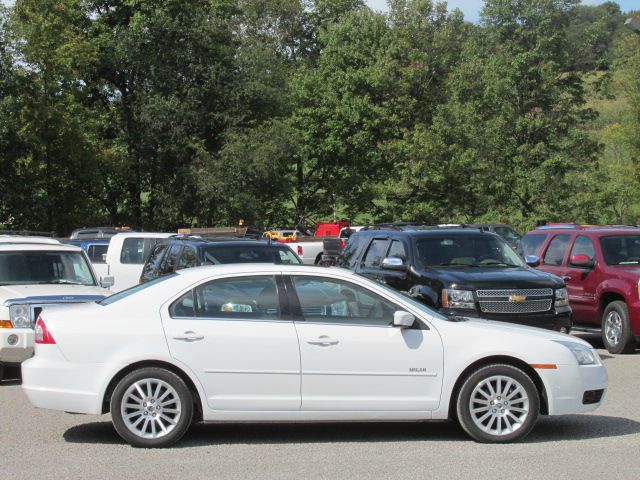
[96,232,175,292]
[0,236,110,379]
[282,226,364,264]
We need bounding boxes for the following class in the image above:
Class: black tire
[0,364,4,381]
[601,301,637,354]
[110,367,193,448]
[456,364,539,443]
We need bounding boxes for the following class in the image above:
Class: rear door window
[362,239,391,268]
[543,235,571,266]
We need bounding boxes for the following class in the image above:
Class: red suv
[519,224,640,353]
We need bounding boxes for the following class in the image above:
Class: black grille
[582,389,605,405]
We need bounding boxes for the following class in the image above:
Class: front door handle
[562,275,571,282]
[307,335,339,346]
[173,331,204,342]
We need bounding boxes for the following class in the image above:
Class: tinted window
[600,235,640,265]
[121,238,145,264]
[570,236,595,259]
[494,226,521,244]
[0,251,95,286]
[177,246,198,270]
[170,290,195,317]
[292,276,398,326]
[194,276,280,319]
[87,244,108,263]
[362,239,391,268]
[518,234,547,256]
[339,235,364,269]
[415,235,523,267]
[387,240,407,261]
[162,244,182,274]
[140,243,169,282]
[201,245,300,265]
[543,235,571,266]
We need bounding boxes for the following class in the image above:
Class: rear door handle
[307,335,339,346]
[173,331,204,342]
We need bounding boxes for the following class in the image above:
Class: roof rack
[535,224,640,231]
[169,234,267,243]
[362,222,480,232]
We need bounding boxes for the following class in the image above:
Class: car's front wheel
[456,364,539,443]
[110,367,193,448]
[602,301,637,354]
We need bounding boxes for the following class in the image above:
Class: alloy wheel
[605,311,622,346]
[120,378,182,439]
[469,375,530,436]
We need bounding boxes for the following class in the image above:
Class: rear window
[518,234,548,257]
[201,245,301,265]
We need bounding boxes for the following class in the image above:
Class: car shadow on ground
[63,414,640,447]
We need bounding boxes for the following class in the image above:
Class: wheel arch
[599,291,626,316]
[447,355,549,420]
[101,360,204,421]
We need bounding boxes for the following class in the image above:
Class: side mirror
[381,257,407,271]
[393,310,415,328]
[100,276,115,289]
[570,254,594,268]
[524,255,540,267]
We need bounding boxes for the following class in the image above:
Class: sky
[366,1,638,23]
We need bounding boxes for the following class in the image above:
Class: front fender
[409,284,439,308]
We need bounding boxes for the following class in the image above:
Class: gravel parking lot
[1,334,639,480]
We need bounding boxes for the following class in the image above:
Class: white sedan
[22,264,607,447]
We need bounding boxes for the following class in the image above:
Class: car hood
[0,284,109,304]
[418,266,564,290]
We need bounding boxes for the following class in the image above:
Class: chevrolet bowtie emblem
[509,295,527,302]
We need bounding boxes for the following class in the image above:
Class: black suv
[339,224,571,331]
[140,237,302,283]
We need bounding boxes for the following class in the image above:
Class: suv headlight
[554,287,569,308]
[9,305,31,328]
[554,340,599,365]
[442,289,475,310]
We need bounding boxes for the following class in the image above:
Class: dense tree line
[0,0,638,235]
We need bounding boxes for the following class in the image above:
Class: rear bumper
[537,362,608,415]
[442,309,572,331]
[0,328,34,364]
[22,348,111,415]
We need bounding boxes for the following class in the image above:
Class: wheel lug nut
[501,409,505,413]
[144,411,148,415]
[152,413,156,417]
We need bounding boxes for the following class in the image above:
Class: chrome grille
[476,288,554,314]
[479,299,553,314]
[476,288,553,298]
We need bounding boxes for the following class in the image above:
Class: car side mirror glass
[524,255,540,267]
[569,254,594,268]
[393,310,415,328]
[381,257,407,271]
[101,276,114,288]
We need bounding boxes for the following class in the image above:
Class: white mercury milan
[0,236,110,379]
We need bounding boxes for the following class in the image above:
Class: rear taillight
[34,317,56,344]
[297,245,303,255]
[340,240,346,248]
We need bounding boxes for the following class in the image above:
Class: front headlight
[554,340,599,365]
[554,287,569,308]
[442,289,475,310]
[9,304,31,328]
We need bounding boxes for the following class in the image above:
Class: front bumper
[441,308,572,331]
[537,362,608,415]
[0,328,34,364]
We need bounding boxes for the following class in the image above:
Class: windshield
[0,251,96,286]
[99,274,177,306]
[599,235,640,265]
[202,246,301,265]
[415,235,525,268]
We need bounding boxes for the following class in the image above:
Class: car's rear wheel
[602,301,636,354]
[110,367,193,448]
[456,364,539,443]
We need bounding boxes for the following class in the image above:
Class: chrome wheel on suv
[601,301,637,354]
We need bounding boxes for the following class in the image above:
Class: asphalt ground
[1,333,639,480]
